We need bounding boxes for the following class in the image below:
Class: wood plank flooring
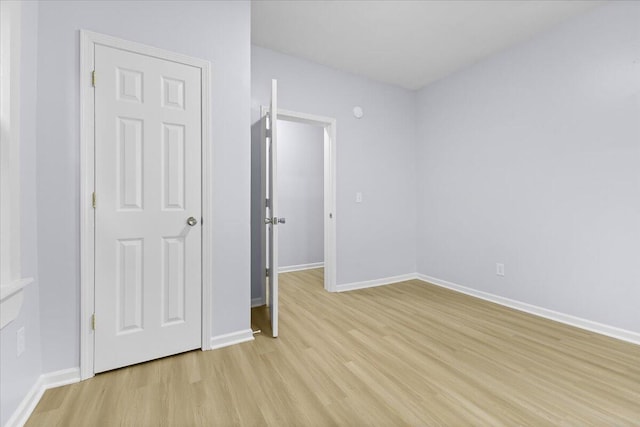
[28,269,640,426]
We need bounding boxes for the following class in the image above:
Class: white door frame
[261,106,337,293]
[79,30,212,380]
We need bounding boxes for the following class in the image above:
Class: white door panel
[94,45,202,372]
[267,79,279,338]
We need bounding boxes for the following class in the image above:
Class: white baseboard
[336,273,417,293]
[209,329,254,350]
[278,262,324,273]
[5,367,81,427]
[334,271,640,346]
[251,296,265,308]
[417,273,640,346]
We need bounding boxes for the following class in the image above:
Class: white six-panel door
[94,44,202,372]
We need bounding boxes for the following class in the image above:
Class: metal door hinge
[265,114,272,139]
[266,268,270,277]
[91,70,96,87]
[91,314,96,330]
[92,192,96,209]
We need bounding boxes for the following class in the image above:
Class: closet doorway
[253,100,337,338]
[261,107,337,295]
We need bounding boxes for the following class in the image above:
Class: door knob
[187,217,198,226]
[264,217,286,225]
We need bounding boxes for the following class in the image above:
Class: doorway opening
[277,120,325,275]
[251,100,337,338]
[262,107,337,294]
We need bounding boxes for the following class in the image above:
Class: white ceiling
[251,0,603,90]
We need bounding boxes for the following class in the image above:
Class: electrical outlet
[17,327,25,357]
[356,192,363,203]
[496,263,505,277]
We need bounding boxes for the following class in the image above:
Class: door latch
[265,217,286,225]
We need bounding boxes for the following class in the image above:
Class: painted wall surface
[251,46,418,301]
[0,2,44,425]
[36,0,251,372]
[416,2,640,333]
[277,120,324,268]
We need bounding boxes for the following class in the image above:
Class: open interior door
[265,79,279,337]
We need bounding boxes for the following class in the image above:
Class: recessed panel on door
[162,123,185,211]
[117,238,144,334]
[117,68,143,103]
[162,77,185,110]
[117,117,143,211]
[162,237,186,326]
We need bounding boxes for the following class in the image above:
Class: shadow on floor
[251,304,272,338]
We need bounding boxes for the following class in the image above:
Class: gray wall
[277,120,324,268]
[0,2,43,425]
[416,1,640,333]
[35,0,251,373]
[251,45,418,301]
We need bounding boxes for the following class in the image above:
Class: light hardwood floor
[28,269,640,426]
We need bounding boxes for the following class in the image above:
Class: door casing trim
[260,106,337,293]
[79,30,212,380]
